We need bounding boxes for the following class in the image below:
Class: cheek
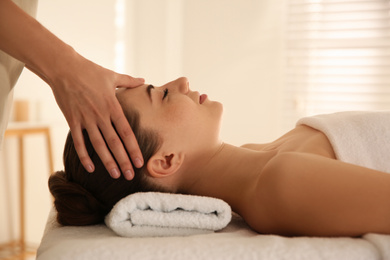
[160,104,204,140]
[171,112,200,134]
[140,102,197,130]
[166,101,223,133]
[143,100,218,143]
[166,101,199,123]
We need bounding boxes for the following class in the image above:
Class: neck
[179,143,275,213]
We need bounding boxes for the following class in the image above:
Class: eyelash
[162,89,168,100]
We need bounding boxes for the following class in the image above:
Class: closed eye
[162,89,168,100]
[147,84,154,103]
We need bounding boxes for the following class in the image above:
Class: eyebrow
[146,84,154,103]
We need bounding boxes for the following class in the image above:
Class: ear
[147,152,184,178]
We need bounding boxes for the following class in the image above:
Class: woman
[49,77,390,237]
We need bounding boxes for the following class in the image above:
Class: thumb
[116,74,145,88]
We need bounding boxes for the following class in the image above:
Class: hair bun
[49,170,108,226]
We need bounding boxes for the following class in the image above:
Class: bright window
[283,0,390,129]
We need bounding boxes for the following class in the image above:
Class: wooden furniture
[0,122,54,260]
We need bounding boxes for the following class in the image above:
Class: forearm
[0,0,77,84]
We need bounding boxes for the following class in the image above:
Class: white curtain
[283,0,390,130]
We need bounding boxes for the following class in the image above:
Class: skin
[0,0,144,179]
[117,77,390,237]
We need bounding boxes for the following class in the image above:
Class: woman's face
[116,77,223,155]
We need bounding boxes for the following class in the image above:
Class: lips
[199,94,208,104]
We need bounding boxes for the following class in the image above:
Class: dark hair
[49,107,162,226]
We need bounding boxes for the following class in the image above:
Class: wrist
[33,43,84,89]
[43,45,79,84]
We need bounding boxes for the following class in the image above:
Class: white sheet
[37,209,389,260]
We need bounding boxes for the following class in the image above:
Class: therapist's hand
[0,0,143,179]
[48,53,144,180]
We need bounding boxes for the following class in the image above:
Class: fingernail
[87,164,94,173]
[124,169,134,180]
[110,168,120,178]
[134,158,143,168]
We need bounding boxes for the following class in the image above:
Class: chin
[206,101,223,125]
[215,110,224,134]
[216,103,224,119]
[211,100,223,114]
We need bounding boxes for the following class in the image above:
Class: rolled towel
[105,192,232,237]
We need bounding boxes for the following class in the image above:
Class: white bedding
[37,209,390,260]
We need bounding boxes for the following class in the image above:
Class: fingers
[116,74,145,89]
[111,108,144,169]
[82,107,143,180]
[70,118,140,180]
[87,125,128,179]
[70,126,95,173]
[70,123,123,179]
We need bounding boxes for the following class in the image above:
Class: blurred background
[0,0,389,255]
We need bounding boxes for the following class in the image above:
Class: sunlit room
[1,0,390,259]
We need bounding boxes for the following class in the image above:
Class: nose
[174,77,189,94]
[160,77,189,94]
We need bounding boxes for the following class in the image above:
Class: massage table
[37,208,390,260]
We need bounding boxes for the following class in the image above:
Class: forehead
[116,85,149,106]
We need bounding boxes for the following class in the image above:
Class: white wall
[0,0,286,246]
[182,0,286,144]
[128,0,286,144]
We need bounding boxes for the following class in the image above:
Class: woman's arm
[256,152,390,236]
[0,0,144,179]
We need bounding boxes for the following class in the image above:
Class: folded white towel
[297,111,390,173]
[105,192,232,237]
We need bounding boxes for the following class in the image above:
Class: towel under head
[105,192,232,237]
